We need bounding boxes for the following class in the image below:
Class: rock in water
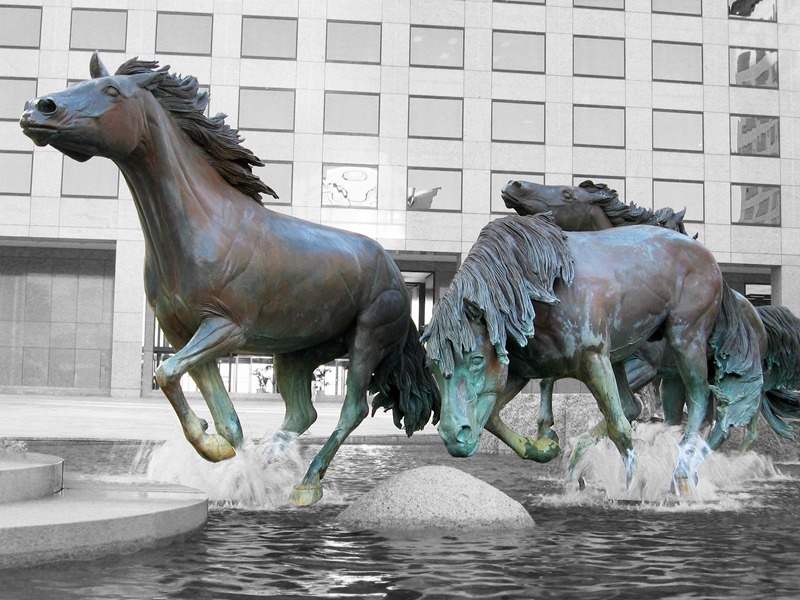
[338,465,534,530]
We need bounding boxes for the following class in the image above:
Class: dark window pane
[407,169,462,211]
[241,17,297,59]
[322,164,378,208]
[730,115,779,156]
[729,47,778,88]
[327,22,381,63]
[410,26,464,68]
[731,184,780,225]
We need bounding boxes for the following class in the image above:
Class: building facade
[0,0,798,396]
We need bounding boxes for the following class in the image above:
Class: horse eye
[562,190,571,200]
[470,355,484,367]
[105,86,120,97]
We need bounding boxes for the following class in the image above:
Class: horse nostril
[36,97,58,115]
[512,180,522,190]
[456,425,472,444]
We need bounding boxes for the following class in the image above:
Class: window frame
[573,0,625,12]
[651,108,704,154]
[572,104,626,149]
[240,15,298,60]
[728,0,777,22]
[409,25,465,70]
[491,99,546,145]
[325,20,382,65]
[652,178,705,223]
[323,91,381,137]
[0,150,33,196]
[729,113,780,158]
[69,8,128,52]
[60,155,121,199]
[651,0,702,17]
[730,182,781,227]
[155,11,214,57]
[492,0,546,5]
[651,40,704,85]
[490,170,544,214]
[406,167,463,213]
[407,95,464,141]
[322,163,379,209]
[491,30,546,74]
[728,46,779,89]
[0,5,42,49]
[237,87,296,133]
[261,160,293,206]
[0,77,37,122]
[573,35,626,80]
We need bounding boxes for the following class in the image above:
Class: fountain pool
[2,426,799,600]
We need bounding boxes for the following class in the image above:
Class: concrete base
[0,455,208,569]
[0,453,63,503]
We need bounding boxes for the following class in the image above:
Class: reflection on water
[3,431,800,600]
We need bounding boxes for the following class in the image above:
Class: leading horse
[423,214,763,493]
[20,54,440,505]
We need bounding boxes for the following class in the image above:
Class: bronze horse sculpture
[502,179,800,462]
[20,54,439,506]
[423,213,763,494]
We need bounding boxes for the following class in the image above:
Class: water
[2,425,800,600]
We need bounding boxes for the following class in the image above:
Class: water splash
[540,423,782,510]
[141,431,341,510]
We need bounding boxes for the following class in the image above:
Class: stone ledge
[0,453,63,504]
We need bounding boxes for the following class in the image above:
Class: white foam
[141,431,343,509]
[537,423,782,511]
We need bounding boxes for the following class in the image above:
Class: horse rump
[370,318,441,435]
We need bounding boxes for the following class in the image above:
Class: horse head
[20,53,165,162]
[431,299,509,458]
[501,179,616,230]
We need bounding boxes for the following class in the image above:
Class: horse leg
[188,361,243,448]
[660,377,686,426]
[485,374,561,462]
[289,291,408,506]
[578,354,636,488]
[668,340,712,495]
[739,408,760,451]
[537,377,559,442]
[155,317,245,462]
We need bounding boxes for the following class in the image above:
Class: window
[573,36,625,79]
[70,9,127,52]
[652,110,703,152]
[492,31,545,73]
[156,12,213,56]
[322,164,378,208]
[407,168,462,212]
[327,21,381,64]
[652,42,703,84]
[573,105,625,148]
[574,0,624,10]
[324,92,379,136]
[261,162,292,205]
[408,96,463,140]
[493,0,545,4]
[731,184,780,226]
[653,180,704,222]
[492,101,545,144]
[0,6,41,48]
[728,0,776,21]
[61,157,119,198]
[730,115,779,157]
[241,17,297,59]
[238,89,295,131]
[410,26,464,69]
[652,0,701,15]
[573,176,626,201]
[0,78,36,121]
[729,48,778,88]
[491,172,543,213]
[0,152,32,195]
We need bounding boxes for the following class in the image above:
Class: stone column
[771,265,800,315]
[110,239,146,397]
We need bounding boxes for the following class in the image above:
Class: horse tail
[370,318,441,435]
[761,387,800,440]
[708,282,764,440]
[757,304,800,390]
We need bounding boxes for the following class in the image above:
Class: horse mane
[578,180,687,234]
[422,214,575,376]
[115,58,277,203]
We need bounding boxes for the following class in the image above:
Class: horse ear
[463,299,483,323]
[90,52,110,79]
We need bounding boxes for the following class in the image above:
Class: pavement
[0,393,441,444]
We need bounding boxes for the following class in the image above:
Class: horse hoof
[543,429,560,445]
[200,418,209,432]
[197,434,236,462]
[290,483,323,506]
[671,476,693,496]
[524,437,561,463]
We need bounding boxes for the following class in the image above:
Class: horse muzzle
[20,98,62,146]
[439,423,480,458]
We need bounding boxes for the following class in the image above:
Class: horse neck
[117,107,242,258]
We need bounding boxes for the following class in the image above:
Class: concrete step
[0,453,63,503]
[0,477,207,569]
